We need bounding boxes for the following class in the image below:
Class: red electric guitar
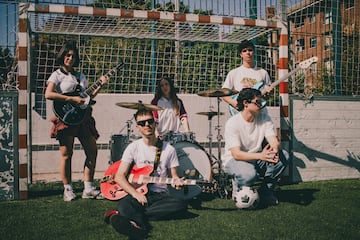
[100,160,216,201]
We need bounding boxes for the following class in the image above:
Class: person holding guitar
[45,41,108,202]
[104,108,187,239]
[222,40,274,114]
[151,76,190,137]
[222,88,288,207]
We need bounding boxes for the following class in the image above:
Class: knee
[234,168,257,185]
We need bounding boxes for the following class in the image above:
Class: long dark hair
[55,41,80,67]
[154,77,180,115]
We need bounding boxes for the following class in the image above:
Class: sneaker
[104,209,119,224]
[261,190,279,206]
[110,214,147,240]
[63,188,76,202]
[82,187,104,200]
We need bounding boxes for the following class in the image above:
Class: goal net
[23,1,284,119]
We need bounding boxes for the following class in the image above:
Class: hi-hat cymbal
[197,88,239,97]
[197,111,224,119]
[115,102,163,111]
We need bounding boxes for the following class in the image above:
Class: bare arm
[229,144,279,164]
[170,167,184,190]
[91,75,109,97]
[222,95,238,109]
[45,81,86,106]
[180,117,190,132]
[114,161,148,205]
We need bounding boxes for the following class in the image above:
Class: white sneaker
[82,187,104,200]
[63,188,76,202]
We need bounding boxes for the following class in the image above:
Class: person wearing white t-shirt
[45,41,108,202]
[104,109,187,239]
[223,88,287,207]
[151,77,190,136]
[222,40,274,114]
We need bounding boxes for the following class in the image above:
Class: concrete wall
[31,93,280,182]
[290,96,360,182]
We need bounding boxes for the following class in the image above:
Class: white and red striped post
[17,2,29,199]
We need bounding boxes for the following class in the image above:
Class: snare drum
[168,141,212,200]
[110,134,129,164]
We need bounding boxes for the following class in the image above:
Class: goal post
[18,2,290,197]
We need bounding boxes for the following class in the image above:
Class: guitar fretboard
[128,174,198,186]
[85,62,124,96]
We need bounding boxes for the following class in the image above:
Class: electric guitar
[100,160,217,201]
[53,62,124,125]
[228,57,318,116]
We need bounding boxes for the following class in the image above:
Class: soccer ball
[233,186,260,209]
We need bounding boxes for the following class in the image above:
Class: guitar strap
[152,137,163,176]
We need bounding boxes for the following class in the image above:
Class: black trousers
[116,191,187,228]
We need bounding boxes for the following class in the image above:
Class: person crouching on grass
[222,88,288,207]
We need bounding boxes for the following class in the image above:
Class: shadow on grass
[276,188,319,206]
[28,181,85,199]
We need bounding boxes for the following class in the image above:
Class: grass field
[0,179,359,240]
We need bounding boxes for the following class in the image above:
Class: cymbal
[197,88,239,97]
[115,102,163,111]
[197,111,224,119]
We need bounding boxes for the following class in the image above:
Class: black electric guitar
[53,62,124,125]
[228,57,318,116]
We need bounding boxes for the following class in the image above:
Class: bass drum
[169,141,212,200]
[109,134,129,164]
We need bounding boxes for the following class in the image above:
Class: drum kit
[108,89,238,199]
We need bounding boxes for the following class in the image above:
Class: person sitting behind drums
[151,76,190,137]
[104,108,188,239]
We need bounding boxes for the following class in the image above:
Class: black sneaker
[110,214,147,240]
[104,209,119,224]
[261,190,279,206]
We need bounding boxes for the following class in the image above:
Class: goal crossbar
[27,3,282,43]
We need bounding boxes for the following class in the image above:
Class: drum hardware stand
[118,117,134,141]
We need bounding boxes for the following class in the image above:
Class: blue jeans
[224,150,288,190]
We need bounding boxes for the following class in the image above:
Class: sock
[84,181,93,192]
[64,184,73,191]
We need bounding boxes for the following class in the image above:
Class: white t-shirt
[121,139,180,193]
[222,65,271,91]
[151,97,187,135]
[47,69,87,94]
[222,109,276,167]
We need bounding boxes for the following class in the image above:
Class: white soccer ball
[233,186,260,209]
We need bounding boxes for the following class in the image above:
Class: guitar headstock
[298,57,318,69]
[200,180,218,193]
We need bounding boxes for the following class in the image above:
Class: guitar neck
[261,65,301,95]
[84,62,124,96]
[128,174,198,186]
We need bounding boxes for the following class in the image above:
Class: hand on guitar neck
[227,57,319,116]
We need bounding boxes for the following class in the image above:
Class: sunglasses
[250,100,265,109]
[136,118,155,126]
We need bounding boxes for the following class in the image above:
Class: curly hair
[236,88,262,111]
